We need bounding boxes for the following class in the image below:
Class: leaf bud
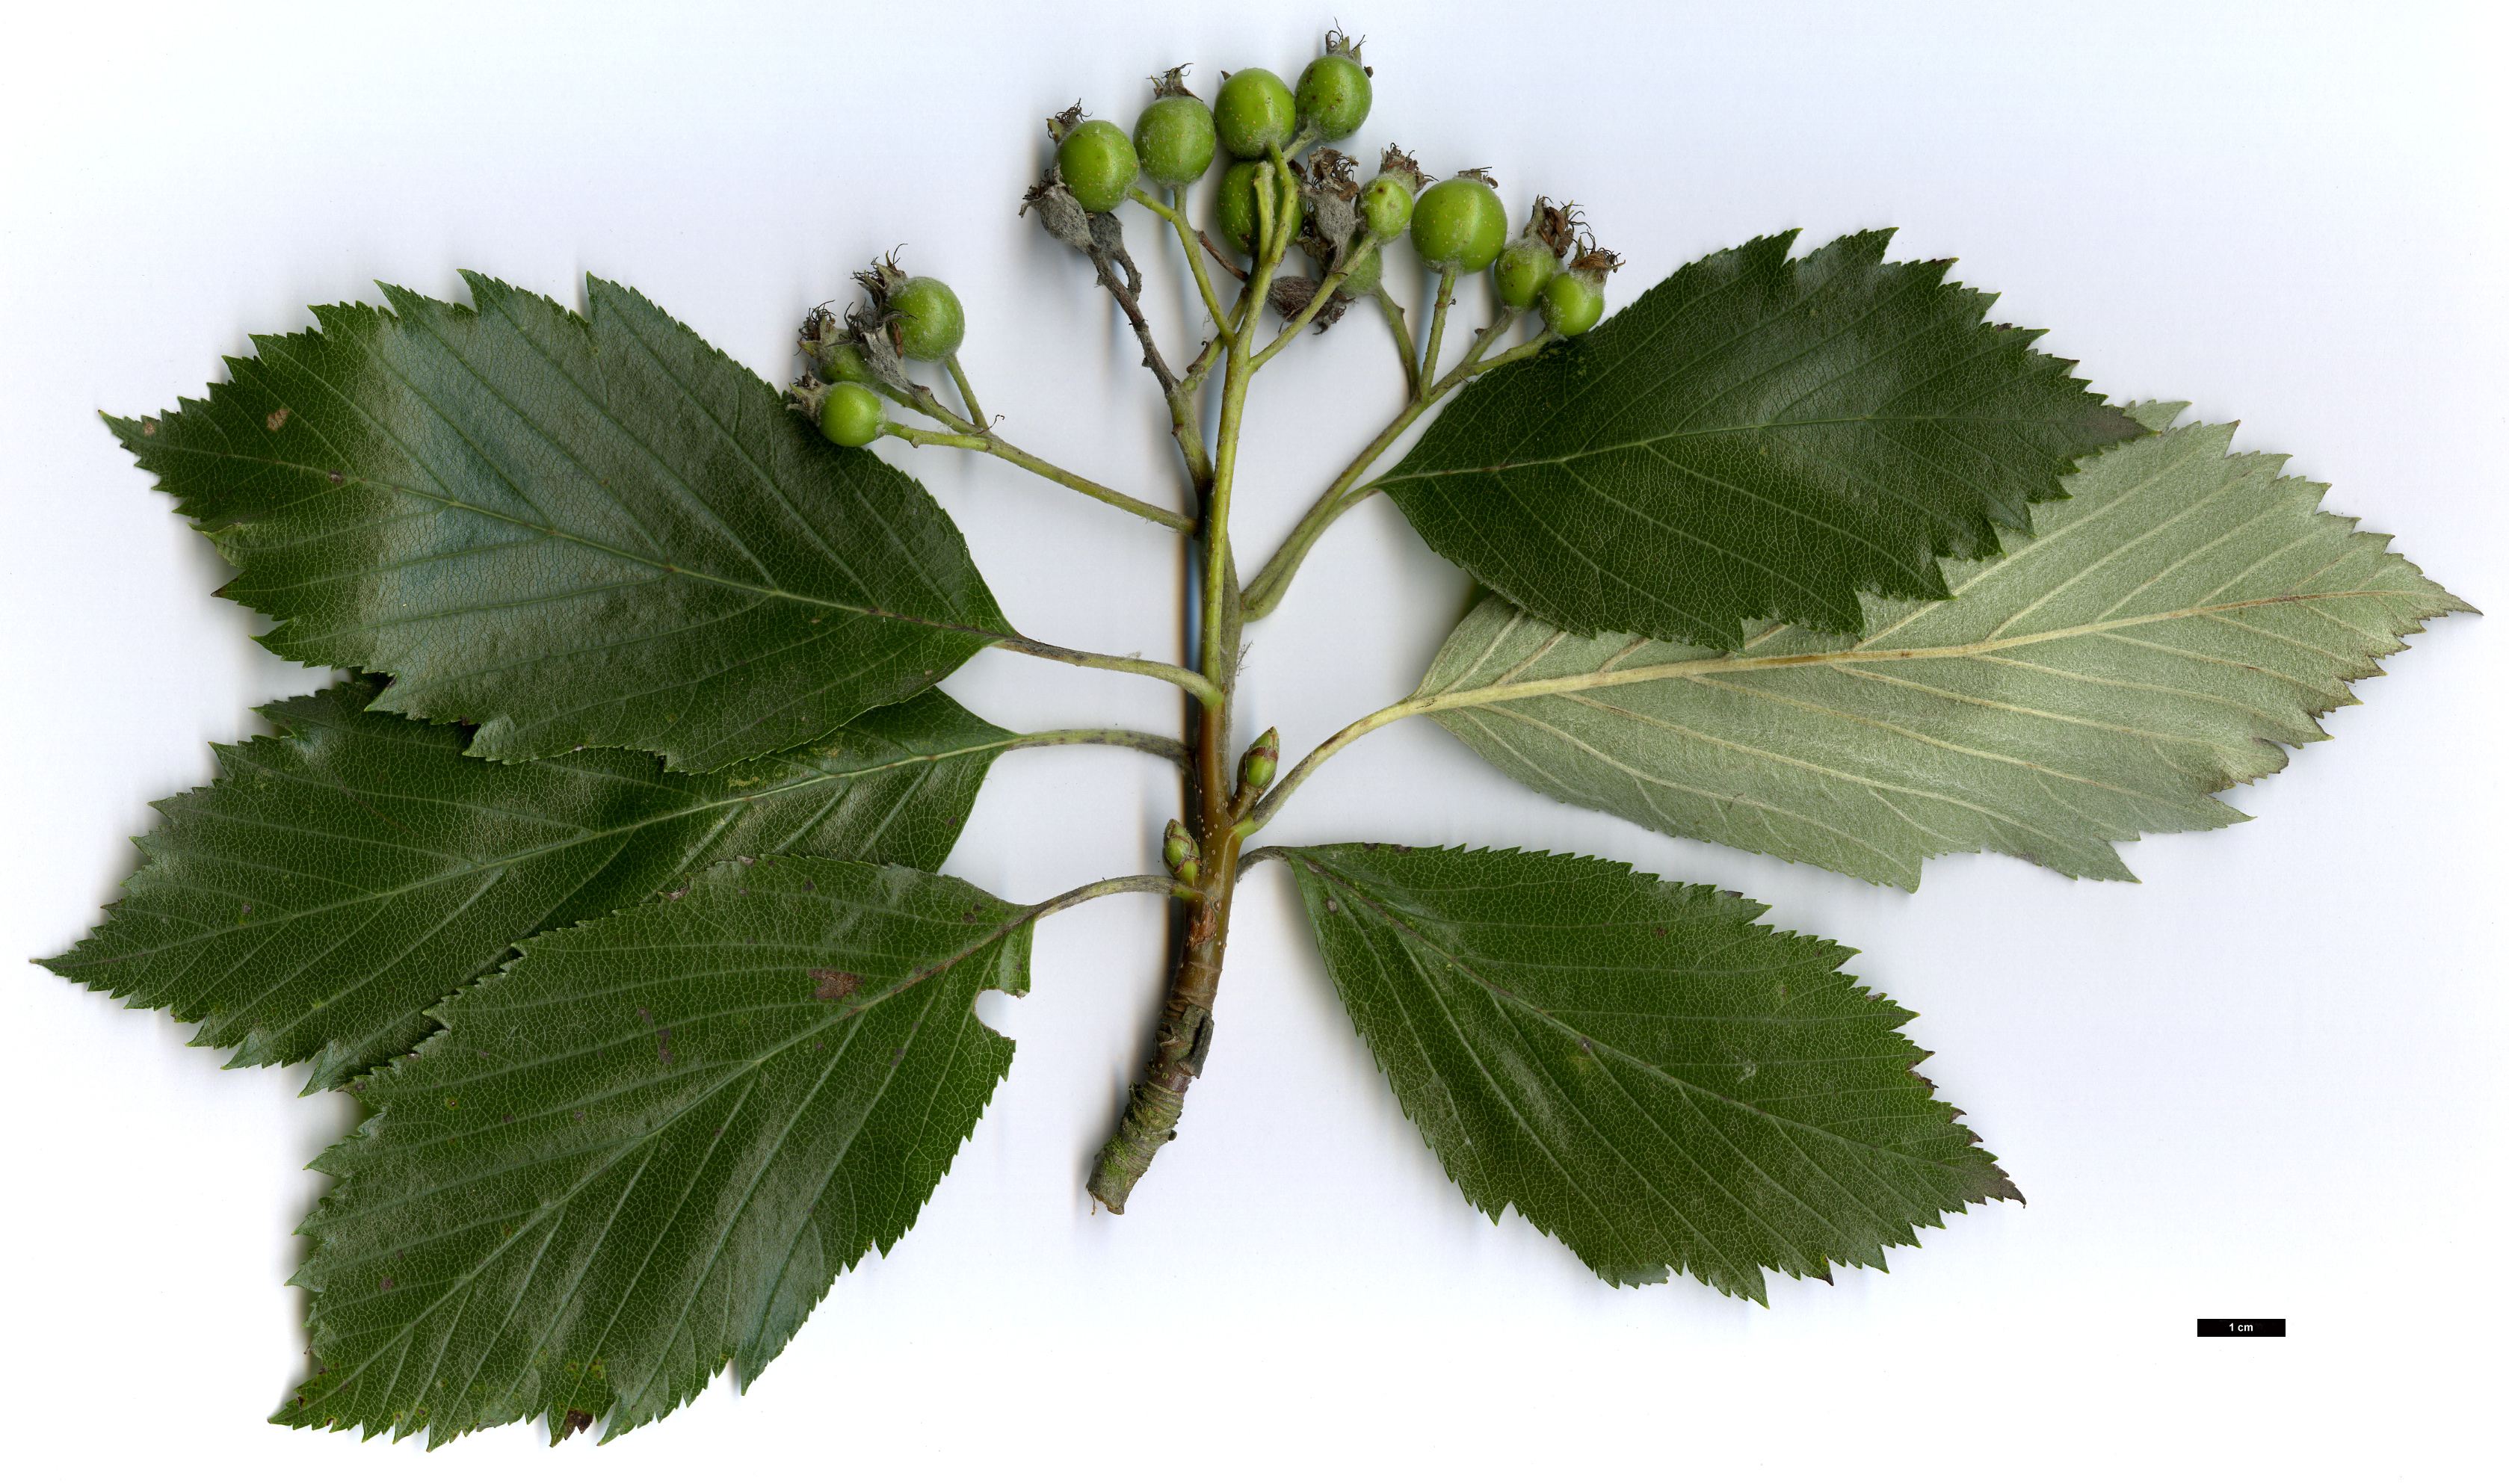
[1238,728,1280,795]
[1162,819,1202,887]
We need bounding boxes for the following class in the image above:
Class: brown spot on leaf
[811,968,862,1001]
[138,419,158,436]
[265,407,290,432]
[327,469,344,484]
[557,1409,595,1443]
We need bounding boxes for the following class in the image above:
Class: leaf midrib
[1382,411,2090,487]
[171,439,1008,644]
[69,737,1016,965]
[309,910,1028,1421]
[1300,855,1978,1172]
[1421,587,2429,719]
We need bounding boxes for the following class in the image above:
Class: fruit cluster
[789,30,1617,449]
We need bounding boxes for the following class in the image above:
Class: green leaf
[108,273,1006,772]
[42,677,1010,1089]
[1277,844,2016,1299]
[1379,230,2146,649]
[1416,415,2473,888]
[279,857,1029,1445]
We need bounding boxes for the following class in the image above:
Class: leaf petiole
[1007,727,1190,770]
[1026,873,1203,920]
[990,633,1224,708]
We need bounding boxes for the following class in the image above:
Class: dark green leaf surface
[280,858,1029,1445]
[1280,844,2017,1299]
[108,273,1005,771]
[1380,230,2144,648]
[1418,412,2473,888]
[43,678,1008,1089]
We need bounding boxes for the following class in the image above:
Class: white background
[3,1,2502,1478]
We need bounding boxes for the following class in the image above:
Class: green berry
[1056,119,1138,213]
[1135,93,1216,188]
[889,276,964,362]
[1214,67,1295,158]
[1215,158,1304,259]
[1492,238,1559,309]
[1360,175,1413,240]
[818,383,886,447]
[1409,176,1507,272]
[1294,52,1370,141]
[820,341,875,386]
[1541,270,1607,337]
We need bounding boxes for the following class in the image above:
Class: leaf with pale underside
[1416,412,2472,888]
[42,678,1010,1089]
[280,857,1030,1446]
[1379,229,2146,649]
[1279,844,2016,1299]
[108,273,1004,772]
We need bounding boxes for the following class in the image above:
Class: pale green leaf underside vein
[282,858,1033,1446]
[41,678,1010,1089]
[108,272,1006,771]
[1419,415,2472,888]
[1280,845,2016,1301]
